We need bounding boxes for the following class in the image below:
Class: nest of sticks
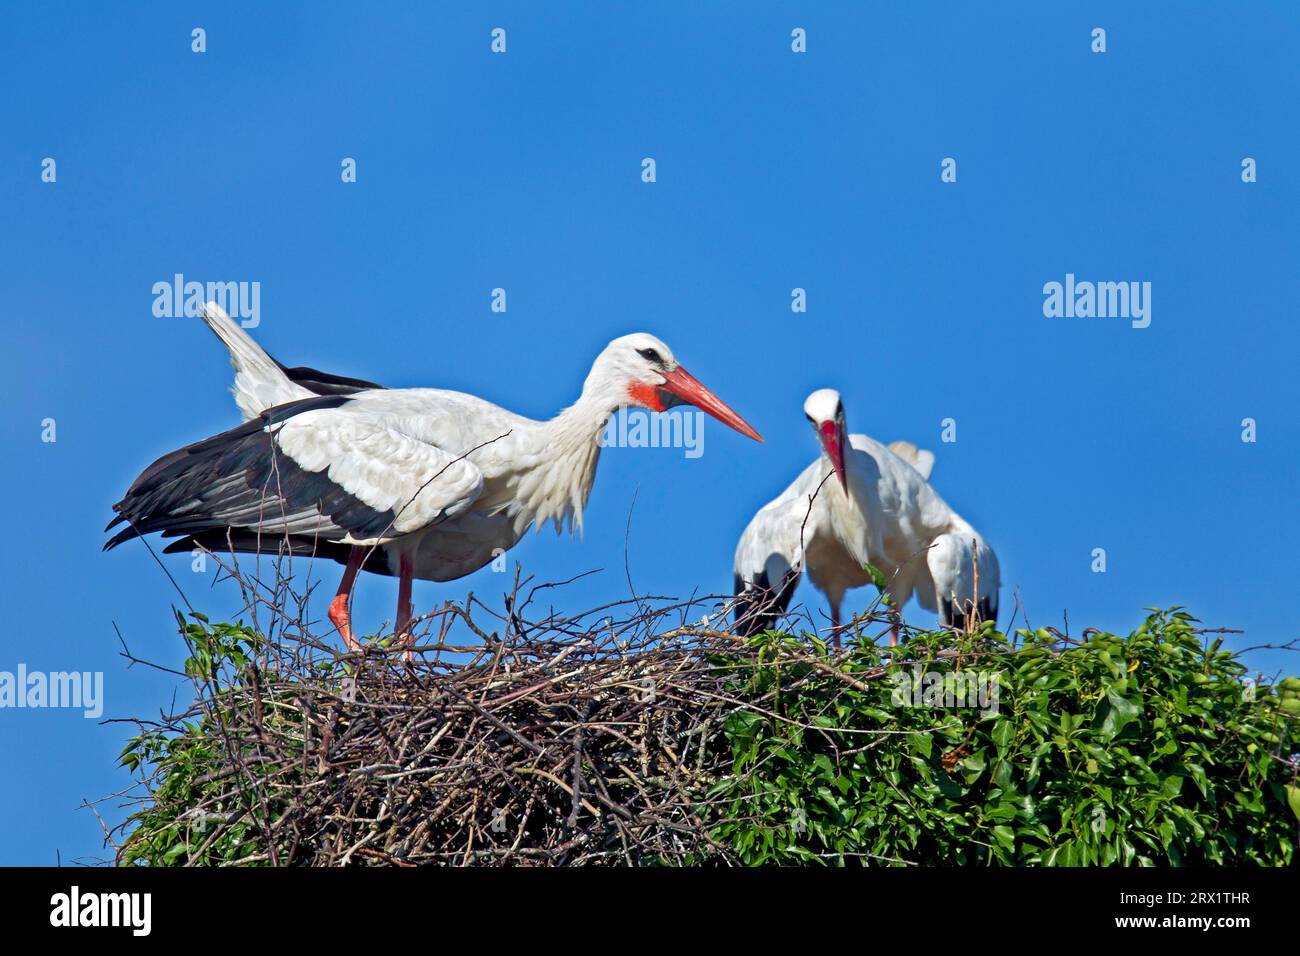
[103,554,876,866]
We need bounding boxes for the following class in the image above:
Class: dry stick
[622,486,642,619]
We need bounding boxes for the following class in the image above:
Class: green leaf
[1098,686,1142,740]
[905,733,932,758]
[991,720,1014,753]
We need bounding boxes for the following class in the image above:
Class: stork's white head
[803,388,848,493]
[585,333,763,442]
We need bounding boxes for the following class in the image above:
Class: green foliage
[704,609,1299,866]
[118,613,306,866]
[117,608,1298,866]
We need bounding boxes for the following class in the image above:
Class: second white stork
[106,305,763,654]
[732,388,998,643]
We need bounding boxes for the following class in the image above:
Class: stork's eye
[637,347,663,365]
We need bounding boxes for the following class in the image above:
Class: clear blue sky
[2,3,1297,865]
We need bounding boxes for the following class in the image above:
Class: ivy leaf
[906,733,932,758]
[1098,686,1142,740]
[991,720,1014,753]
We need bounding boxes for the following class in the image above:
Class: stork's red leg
[328,546,365,652]
[885,589,901,647]
[395,552,414,661]
[830,604,842,649]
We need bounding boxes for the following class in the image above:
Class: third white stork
[732,388,998,643]
[107,305,763,654]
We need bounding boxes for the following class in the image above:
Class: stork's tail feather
[200,301,284,382]
[887,439,935,481]
[199,301,313,419]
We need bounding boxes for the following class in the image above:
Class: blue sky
[2,3,1297,865]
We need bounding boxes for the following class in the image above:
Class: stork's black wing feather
[162,530,398,576]
[275,360,384,396]
[104,394,397,552]
[942,594,999,630]
[732,566,801,637]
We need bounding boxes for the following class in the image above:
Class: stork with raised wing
[732,388,998,644]
[107,304,763,655]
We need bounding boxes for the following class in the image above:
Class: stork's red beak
[817,420,848,492]
[658,366,763,442]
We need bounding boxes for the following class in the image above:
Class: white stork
[732,388,998,644]
[107,304,762,654]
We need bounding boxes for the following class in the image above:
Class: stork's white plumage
[732,388,998,643]
[107,304,762,654]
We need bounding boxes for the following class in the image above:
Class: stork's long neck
[821,444,872,567]
[508,373,621,537]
